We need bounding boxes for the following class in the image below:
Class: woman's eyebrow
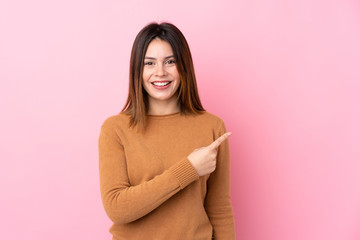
[144,55,174,60]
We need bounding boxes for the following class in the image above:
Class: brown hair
[121,22,205,131]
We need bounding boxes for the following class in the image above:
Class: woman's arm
[98,123,199,224]
[204,119,236,239]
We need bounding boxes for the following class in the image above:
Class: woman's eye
[144,62,154,65]
[166,59,176,64]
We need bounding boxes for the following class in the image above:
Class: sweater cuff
[169,157,199,189]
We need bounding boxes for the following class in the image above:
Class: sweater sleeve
[98,121,199,224]
[204,119,236,239]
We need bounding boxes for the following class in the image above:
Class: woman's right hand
[187,132,232,176]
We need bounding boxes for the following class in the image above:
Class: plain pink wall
[1,0,359,239]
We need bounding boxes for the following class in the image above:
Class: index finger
[208,132,232,150]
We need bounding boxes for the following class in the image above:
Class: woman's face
[142,38,180,105]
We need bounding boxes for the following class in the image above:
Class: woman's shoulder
[193,111,225,128]
[100,112,131,131]
[199,111,224,121]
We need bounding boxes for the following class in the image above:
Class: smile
[151,81,171,86]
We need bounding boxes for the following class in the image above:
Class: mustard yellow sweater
[98,111,235,240]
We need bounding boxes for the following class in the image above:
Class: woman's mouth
[151,81,172,89]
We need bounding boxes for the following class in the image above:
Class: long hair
[121,22,205,131]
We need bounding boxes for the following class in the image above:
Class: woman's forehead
[145,39,174,58]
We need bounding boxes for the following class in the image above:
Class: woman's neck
[147,97,180,116]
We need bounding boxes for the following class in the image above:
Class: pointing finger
[208,132,232,150]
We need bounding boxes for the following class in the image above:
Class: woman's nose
[155,64,166,76]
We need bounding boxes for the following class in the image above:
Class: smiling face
[142,38,181,109]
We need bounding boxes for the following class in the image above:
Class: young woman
[99,22,235,239]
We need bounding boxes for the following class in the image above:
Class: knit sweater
[98,111,235,240]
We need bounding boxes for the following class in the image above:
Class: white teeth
[152,82,171,86]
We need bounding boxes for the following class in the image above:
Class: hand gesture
[187,132,232,176]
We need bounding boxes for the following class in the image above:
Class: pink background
[1,0,360,239]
